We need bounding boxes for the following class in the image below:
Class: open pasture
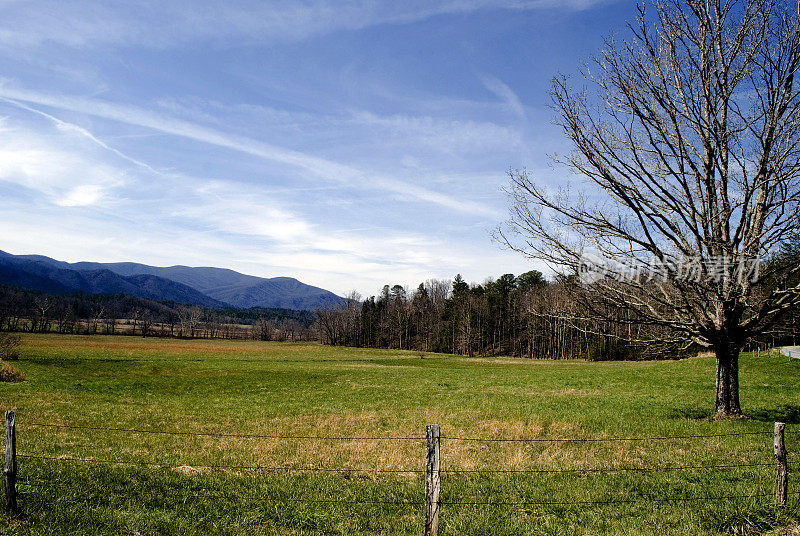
[1,334,799,535]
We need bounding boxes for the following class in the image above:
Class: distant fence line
[4,412,794,536]
[1,320,312,342]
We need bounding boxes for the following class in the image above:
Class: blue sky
[0,0,636,297]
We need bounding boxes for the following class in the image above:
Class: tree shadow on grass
[747,405,800,424]
[671,405,800,424]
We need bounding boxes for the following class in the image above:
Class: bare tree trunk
[715,340,742,416]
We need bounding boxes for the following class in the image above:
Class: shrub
[0,333,21,361]
[0,361,25,382]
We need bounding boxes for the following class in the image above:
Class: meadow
[0,333,798,535]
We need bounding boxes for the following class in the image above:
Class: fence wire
[440,462,776,474]
[440,491,800,507]
[22,422,421,441]
[18,453,776,476]
[23,421,768,443]
[17,454,425,473]
[13,420,789,512]
[441,431,767,442]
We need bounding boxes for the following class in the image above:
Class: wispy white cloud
[57,184,106,207]
[154,97,522,161]
[481,75,526,120]
[0,120,125,207]
[0,1,614,49]
[0,86,502,216]
[0,97,164,176]
[346,109,521,155]
[175,182,316,245]
[177,180,445,263]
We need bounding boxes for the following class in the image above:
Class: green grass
[1,334,799,535]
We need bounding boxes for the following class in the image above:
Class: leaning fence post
[425,424,440,536]
[4,410,18,516]
[775,422,788,506]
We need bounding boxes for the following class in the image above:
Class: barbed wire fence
[3,411,794,536]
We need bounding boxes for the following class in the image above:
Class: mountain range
[0,250,346,310]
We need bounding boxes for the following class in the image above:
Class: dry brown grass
[18,334,273,355]
[771,522,800,535]
[38,409,616,475]
[0,360,25,382]
[173,465,203,475]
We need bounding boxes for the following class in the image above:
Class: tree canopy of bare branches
[501,0,800,416]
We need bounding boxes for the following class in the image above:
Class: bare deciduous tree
[254,316,274,341]
[501,0,800,416]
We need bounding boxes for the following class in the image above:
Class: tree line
[0,286,315,342]
[315,264,800,360]
[314,271,637,359]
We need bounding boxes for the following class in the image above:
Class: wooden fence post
[425,424,440,536]
[775,422,788,506]
[4,410,18,516]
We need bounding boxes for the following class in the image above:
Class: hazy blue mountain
[0,261,74,295]
[208,277,347,310]
[1,251,346,310]
[0,253,226,307]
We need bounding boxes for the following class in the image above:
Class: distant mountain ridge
[0,252,225,307]
[0,251,346,310]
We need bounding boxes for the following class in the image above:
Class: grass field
[0,334,799,535]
